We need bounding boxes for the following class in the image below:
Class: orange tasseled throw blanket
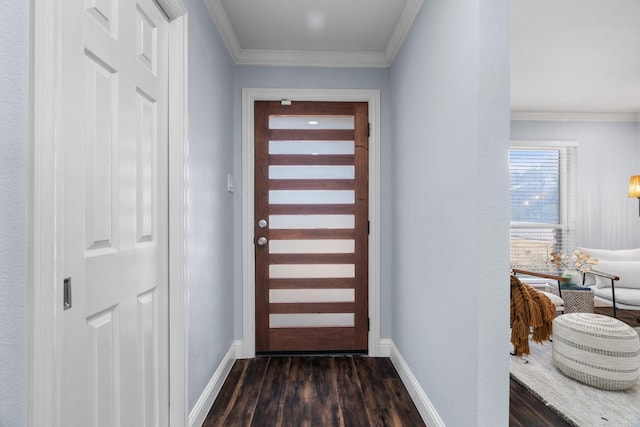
[510,275,557,356]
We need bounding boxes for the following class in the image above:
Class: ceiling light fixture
[308,120,319,125]
[306,10,325,32]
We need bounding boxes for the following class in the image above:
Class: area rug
[510,328,640,427]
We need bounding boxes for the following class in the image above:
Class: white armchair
[579,247,640,322]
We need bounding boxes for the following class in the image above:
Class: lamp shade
[629,176,640,198]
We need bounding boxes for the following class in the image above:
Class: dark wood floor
[509,378,571,427]
[594,306,640,327]
[508,307,639,426]
[204,309,638,427]
[203,356,426,427]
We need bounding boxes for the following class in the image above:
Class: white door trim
[29,1,189,426]
[240,88,381,358]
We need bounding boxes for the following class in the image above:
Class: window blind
[510,145,576,273]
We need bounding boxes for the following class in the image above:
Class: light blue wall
[185,0,236,412]
[232,66,393,339]
[512,119,640,249]
[2,1,513,424]
[0,1,29,425]
[389,0,510,425]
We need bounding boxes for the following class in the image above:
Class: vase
[561,270,581,286]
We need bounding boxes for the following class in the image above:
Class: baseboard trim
[388,341,446,427]
[378,338,392,357]
[188,341,240,427]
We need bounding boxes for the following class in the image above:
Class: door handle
[63,277,72,310]
[256,236,268,246]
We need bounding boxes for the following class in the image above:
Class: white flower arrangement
[549,249,599,273]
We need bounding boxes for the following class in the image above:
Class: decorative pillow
[578,248,640,285]
[594,260,640,289]
[578,247,640,261]
[540,290,564,308]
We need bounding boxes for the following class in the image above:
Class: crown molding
[235,48,390,68]
[511,111,640,122]
[204,0,422,68]
[205,0,242,63]
[385,0,424,63]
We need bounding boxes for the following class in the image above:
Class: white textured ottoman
[552,313,640,390]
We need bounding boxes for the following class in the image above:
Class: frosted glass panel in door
[269,215,354,229]
[270,313,354,328]
[269,289,354,303]
[269,264,355,278]
[269,141,354,155]
[269,190,354,204]
[269,166,354,180]
[269,115,354,129]
[269,239,355,254]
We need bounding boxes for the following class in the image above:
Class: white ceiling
[205,0,640,115]
[204,0,424,67]
[511,0,640,115]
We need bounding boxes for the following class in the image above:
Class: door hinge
[367,123,371,137]
[368,318,370,331]
[367,220,370,235]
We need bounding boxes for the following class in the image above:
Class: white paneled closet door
[59,0,169,425]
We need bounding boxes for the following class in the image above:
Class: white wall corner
[188,342,239,427]
[388,341,446,427]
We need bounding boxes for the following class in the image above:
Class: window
[510,142,576,273]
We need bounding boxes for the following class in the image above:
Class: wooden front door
[254,101,369,353]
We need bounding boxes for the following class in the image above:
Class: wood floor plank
[288,357,313,382]
[383,378,427,427]
[367,408,406,427]
[281,380,314,427]
[279,356,315,426]
[251,357,290,426]
[202,359,249,427]
[372,356,400,379]
[334,357,373,427]
[354,357,394,411]
[310,357,344,427]
[222,357,269,426]
[594,306,640,326]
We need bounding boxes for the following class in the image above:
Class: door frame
[29,1,189,426]
[240,88,381,358]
